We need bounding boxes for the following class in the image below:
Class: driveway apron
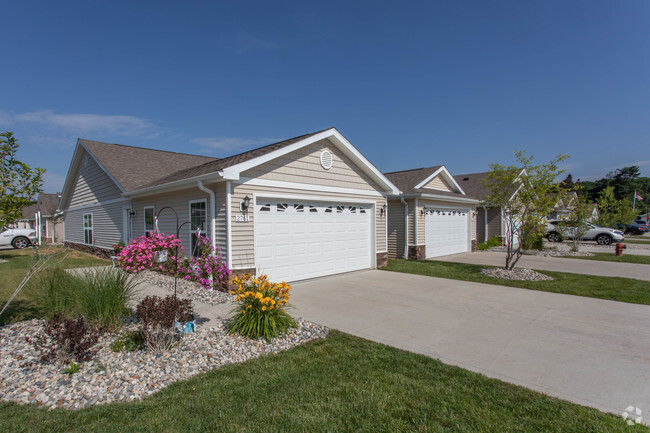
[291,270,650,417]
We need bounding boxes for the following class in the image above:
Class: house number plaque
[235,215,250,222]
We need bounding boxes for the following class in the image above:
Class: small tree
[0,132,45,228]
[484,151,569,270]
[556,193,592,252]
[597,186,636,227]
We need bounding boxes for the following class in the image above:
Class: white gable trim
[414,166,466,195]
[220,128,400,195]
[59,140,126,211]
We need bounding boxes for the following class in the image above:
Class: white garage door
[424,208,469,258]
[255,199,372,282]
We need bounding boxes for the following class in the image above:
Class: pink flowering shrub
[117,234,184,274]
[177,235,230,290]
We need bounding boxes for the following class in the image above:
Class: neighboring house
[587,203,599,222]
[15,193,64,243]
[59,127,400,283]
[452,171,523,244]
[384,166,479,260]
[547,191,578,220]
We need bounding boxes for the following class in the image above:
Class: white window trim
[83,213,93,246]
[189,199,208,256]
[144,206,155,235]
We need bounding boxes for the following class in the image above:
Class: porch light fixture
[240,195,251,212]
[380,203,387,216]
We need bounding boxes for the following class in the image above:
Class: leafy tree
[597,186,636,227]
[484,151,569,270]
[0,132,45,228]
[559,174,574,189]
[555,193,593,252]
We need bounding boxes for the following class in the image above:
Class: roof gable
[384,165,467,198]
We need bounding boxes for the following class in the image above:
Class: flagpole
[633,190,636,211]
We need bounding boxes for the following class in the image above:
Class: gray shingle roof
[80,139,218,192]
[80,128,333,192]
[453,172,491,200]
[384,166,468,198]
[137,128,332,189]
[20,193,61,219]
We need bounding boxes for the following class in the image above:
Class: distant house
[452,171,524,244]
[547,192,599,222]
[384,165,479,259]
[16,193,64,243]
[58,128,400,283]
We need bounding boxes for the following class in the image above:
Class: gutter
[196,181,217,252]
[389,193,479,205]
[400,197,408,260]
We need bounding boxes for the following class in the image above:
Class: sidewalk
[438,251,650,281]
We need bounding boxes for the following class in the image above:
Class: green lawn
[0,331,643,433]
[384,259,650,305]
[0,247,108,325]
[563,252,650,265]
[623,239,650,244]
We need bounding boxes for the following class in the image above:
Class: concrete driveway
[439,251,650,281]
[291,270,650,417]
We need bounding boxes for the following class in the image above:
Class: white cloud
[4,110,158,137]
[190,136,278,152]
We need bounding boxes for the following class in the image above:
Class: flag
[636,193,644,201]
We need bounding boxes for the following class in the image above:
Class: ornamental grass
[228,274,297,342]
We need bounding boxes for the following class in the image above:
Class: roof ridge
[384,165,442,175]
[79,138,219,160]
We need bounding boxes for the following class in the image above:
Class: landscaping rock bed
[526,249,594,257]
[480,267,554,281]
[0,318,328,410]
[136,270,234,305]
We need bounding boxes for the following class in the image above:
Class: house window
[144,206,155,236]
[190,200,207,257]
[83,214,93,245]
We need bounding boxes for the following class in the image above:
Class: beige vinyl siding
[406,199,415,245]
[241,139,382,192]
[64,201,126,249]
[68,151,123,208]
[230,183,386,270]
[387,199,405,259]
[422,175,453,192]
[131,185,223,258]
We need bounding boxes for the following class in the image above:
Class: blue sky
[2,0,649,193]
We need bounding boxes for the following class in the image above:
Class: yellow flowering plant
[228,274,297,342]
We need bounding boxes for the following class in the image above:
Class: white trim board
[237,177,384,197]
[253,192,378,205]
[414,166,466,195]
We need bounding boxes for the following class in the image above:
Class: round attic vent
[320,150,333,170]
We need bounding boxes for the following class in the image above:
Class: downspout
[197,181,216,252]
[400,197,408,260]
[483,206,488,242]
[414,198,418,249]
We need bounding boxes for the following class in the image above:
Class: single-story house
[59,127,400,283]
[547,191,578,220]
[16,193,64,243]
[384,166,479,259]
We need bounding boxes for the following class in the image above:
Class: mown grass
[623,239,650,244]
[384,259,650,305]
[0,331,644,433]
[562,252,650,265]
[0,247,108,325]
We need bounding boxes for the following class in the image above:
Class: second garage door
[425,207,469,258]
[255,199,372,282]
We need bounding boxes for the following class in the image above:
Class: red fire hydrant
[615,242,625,256]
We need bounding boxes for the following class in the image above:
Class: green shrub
[35,267,138,331]
[523,234,545,251]
[111,330,143,352]
[228,274,297,342]
[477,236,502,250]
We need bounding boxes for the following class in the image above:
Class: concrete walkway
[290,270,650,418]
[438,251,650,281]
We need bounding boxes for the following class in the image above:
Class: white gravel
[136,270,235,305]
[0,317,328,410]
[480,267,554,281]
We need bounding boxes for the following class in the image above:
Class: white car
[545,221,624,245]
[0,227,37,249]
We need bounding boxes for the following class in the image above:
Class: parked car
[545,221,625,245]
[632,220,648,232]
[619,224,645,236]
[0,227,37,249]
